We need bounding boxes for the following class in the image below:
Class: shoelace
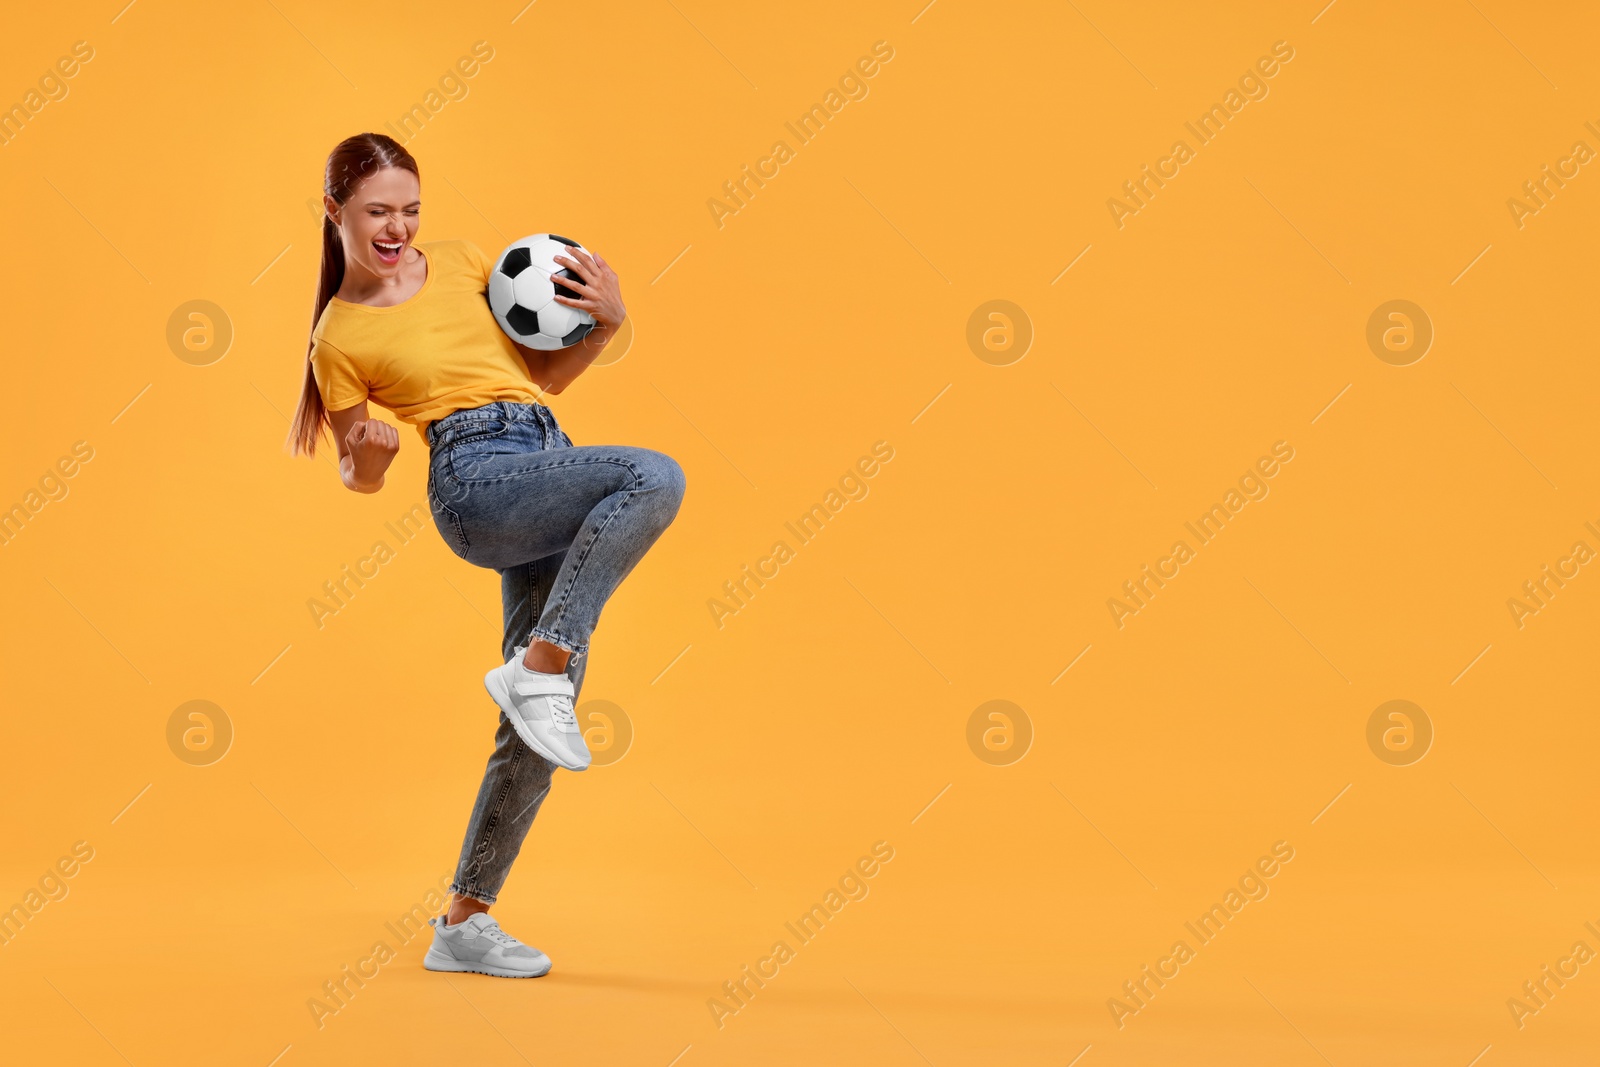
[478,921,520,948]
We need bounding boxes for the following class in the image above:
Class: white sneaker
[423,912,551,978]
[484,645,591,771]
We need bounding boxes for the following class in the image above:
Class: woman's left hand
[551,245,626,332]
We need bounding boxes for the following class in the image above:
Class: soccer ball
[487,234,597,350]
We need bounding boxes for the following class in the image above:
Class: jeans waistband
[427,401,547,448]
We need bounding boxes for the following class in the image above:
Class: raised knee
[660,454,686,510]
[648,452,686,515]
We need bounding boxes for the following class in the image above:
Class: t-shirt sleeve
[464,239,493,288]
[309,336,369,410]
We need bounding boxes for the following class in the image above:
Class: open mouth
[373,238,405,264]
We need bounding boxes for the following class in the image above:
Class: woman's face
[327,165,420,277]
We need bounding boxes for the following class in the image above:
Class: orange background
[2,1,1598,1064]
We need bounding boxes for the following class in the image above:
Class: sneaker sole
[484,666,588,772]
[424,946,551,978]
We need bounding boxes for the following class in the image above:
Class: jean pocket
[445,419,518,481]
[444,418,511,449]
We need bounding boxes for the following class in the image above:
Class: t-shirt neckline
[329,243,432,313]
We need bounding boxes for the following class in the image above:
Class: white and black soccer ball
[487,234,597,350]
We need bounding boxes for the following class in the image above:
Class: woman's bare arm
[327,401,399,493]
[519,321,617,396]
[515,245,627,396]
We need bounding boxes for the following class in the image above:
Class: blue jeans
[426,400,685,905]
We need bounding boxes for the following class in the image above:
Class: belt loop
[534,402,551,445]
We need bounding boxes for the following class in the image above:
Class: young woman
[288,132,685,978]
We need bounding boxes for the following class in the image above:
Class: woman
[287,132,686,978]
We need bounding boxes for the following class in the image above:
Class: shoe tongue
[465,912,497,932]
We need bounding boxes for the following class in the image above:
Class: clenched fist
[345,418,399,488]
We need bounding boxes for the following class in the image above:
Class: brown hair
[286,132,420,458]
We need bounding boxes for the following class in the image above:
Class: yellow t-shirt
[309,239,552,446]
